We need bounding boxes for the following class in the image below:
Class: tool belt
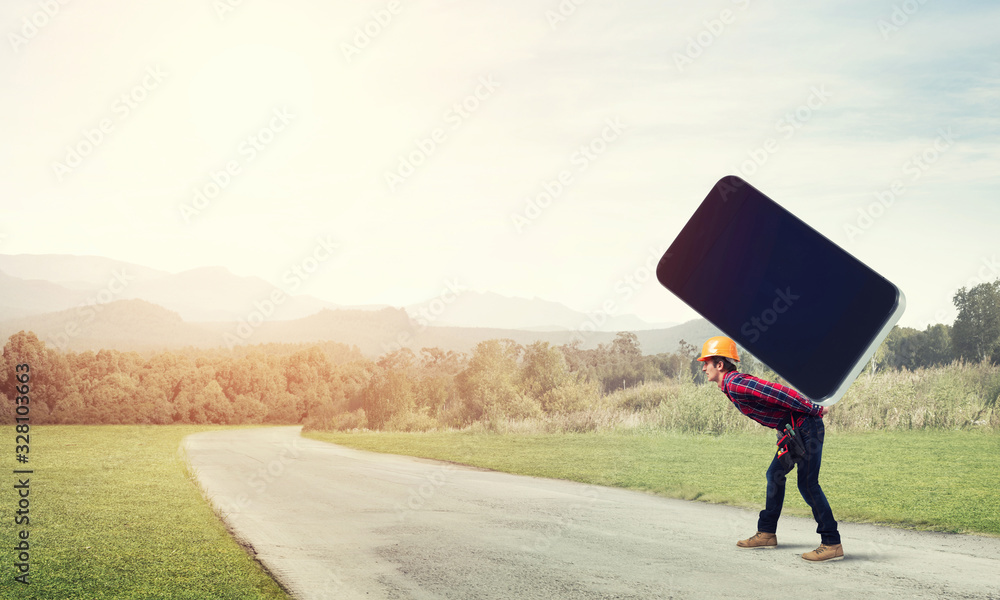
[776,414,807,469]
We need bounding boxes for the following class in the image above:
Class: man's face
[702,357,725,385]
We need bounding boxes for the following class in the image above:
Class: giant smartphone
[656,176,905,405]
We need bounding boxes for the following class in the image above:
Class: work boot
[736,532,777,549]
[802,543,844,562]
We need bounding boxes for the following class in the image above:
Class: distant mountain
[408,318,720,357]
[220,307,415,355]
[406,325,611,355]
[0,299,416,356]
[118,266,341,322]
[633,319,724,355]
[0,269,90,319]
[405,290,674,332]
[0,253,679,335]
[0,254,340,322]
[0,299,211,353]
[0,253,167,288]
[0,297,715,358]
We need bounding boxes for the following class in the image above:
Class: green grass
[304,429,1000,536]
[3,424,993,600]
[0,425,291,600]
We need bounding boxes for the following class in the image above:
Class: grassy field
[305,428,1000,536]
[2,423,994,599]
[0,425,291,600]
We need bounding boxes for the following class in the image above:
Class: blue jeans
[757,416,840,545]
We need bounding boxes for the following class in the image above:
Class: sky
[1,0,998,330]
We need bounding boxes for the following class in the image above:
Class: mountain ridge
[0,253,679,333]
[0,298,716,357]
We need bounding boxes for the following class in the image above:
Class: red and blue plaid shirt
[720,371,823,430]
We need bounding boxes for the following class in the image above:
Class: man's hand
[820,406,830,417]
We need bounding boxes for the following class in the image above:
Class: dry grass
[313,361,1000,435]
[452,361,1000,435]
[827,361,1000,431]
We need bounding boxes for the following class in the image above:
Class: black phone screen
[656,176,903,401]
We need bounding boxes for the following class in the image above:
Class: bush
[330,408,368,431]
[314,359,1000,435]
[541,380,602,414]
[384,408,439,432]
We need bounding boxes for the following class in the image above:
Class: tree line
[869,279,1000,371]
[0,330,681,428]
[3,279,997,429]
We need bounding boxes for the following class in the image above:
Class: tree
[611,332,642,363]
[362,349,417,429]
[558,340,603,385]
[559,340,587,373]
[337,360,373,414]
[586,333,646,393]
[883,324,956,370]
[952,280,1000,362]
[416,348,466,424]
[457,339,540,424]
[0,331,72,423]
[362,369,416,429]
[285,347,336,423]
[132,384,173,424]
[231,393,267,424]
[916,324,954,367]
[521,342,570,402]
[645,352,687,380]
[882,326,920,370]
[173,365,221,424]
[199,380,234,424]
[97,372,140,423]
[677,339,704,382]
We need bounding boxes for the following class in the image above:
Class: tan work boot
[802,543,844,562]
[736,532,777,549]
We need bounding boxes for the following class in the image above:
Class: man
[697,336,843,562]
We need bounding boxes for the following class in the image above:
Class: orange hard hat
[697,336,740,362]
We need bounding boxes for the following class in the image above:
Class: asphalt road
[182,427,1000,600]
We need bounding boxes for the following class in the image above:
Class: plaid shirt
[720,371,823,430]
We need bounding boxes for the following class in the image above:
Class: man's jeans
[757,416,841,545]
